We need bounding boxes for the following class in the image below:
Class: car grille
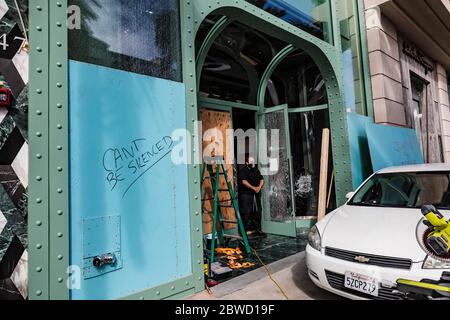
[325,270,403,300]
[309,269,319,281]
[325,247,412,270]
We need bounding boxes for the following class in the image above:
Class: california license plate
[344,272,379,297]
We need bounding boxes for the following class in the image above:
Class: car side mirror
[345,192,355,200]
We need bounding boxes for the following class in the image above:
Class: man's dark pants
[238,193,262,232]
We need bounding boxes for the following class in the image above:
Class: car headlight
[422,255,450,269]
[308,226,322,251]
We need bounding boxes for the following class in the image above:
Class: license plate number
[344,272,379,297]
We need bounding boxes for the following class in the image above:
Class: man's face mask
[247,158,256,169]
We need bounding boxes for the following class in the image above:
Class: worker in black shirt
[238,156,266,237]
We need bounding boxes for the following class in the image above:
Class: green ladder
[201,156,251,262]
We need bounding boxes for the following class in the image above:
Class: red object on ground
[206,279,219,288]
[0,87,12,107]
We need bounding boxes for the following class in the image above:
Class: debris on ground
[215,247,256,270]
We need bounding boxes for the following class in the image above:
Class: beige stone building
[364,0,450,163]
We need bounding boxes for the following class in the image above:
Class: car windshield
[348,171,450,209]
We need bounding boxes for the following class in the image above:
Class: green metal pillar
[180,0,207,296]
[29,0,70,300]
[29,0,50,300]
[48,0,70,300]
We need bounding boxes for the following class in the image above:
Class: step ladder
[201,156,251,262]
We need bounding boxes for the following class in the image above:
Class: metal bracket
[82,216,122,279]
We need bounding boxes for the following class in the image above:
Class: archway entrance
[192,3,349,283]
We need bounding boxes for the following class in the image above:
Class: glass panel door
[257,105,296,237]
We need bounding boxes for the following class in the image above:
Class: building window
[339,0,368,115]
[198,20,289,104]
[245,0,333,44]
[267,50,328,108]
[411,74,425,150]
[68,0,182,82]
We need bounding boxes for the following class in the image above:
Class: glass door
[257,105,296,237]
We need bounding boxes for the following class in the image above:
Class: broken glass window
[68,0,182,81]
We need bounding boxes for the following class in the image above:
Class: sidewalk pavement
[187,252,342,300]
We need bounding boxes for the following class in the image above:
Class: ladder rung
[217,189,229,192]
[204,156,225,164]
[202,197,232,202]
[223,234,243,240]
[202,198,232,203]
[221,220,238,224]
[219,205,233,208]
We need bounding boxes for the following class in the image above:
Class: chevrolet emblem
[354,255,370,263]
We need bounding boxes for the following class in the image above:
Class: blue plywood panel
[69,61,192,300]
[347,113,373,189]
[366,123,424,172]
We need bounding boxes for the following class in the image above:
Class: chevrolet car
[306,164,450,300]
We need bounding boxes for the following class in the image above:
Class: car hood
[321,205,450,262]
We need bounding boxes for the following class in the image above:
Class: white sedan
[306,164,450,300]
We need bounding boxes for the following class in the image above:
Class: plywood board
[317,129,330,221]
[201,109,236,234]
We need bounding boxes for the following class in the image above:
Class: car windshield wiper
[348,202,412,208]
[349,202,387,207]
[434,206,450,210]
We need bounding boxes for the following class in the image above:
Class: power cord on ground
[210,239,291,300]
[250,247,290,300]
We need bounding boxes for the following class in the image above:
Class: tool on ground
[421,205,450,257]
[210,261,233,274]
[204,261,232,283]
[396,272,450,300]
[201,156,251,262]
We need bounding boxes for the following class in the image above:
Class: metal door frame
[257,104,297,237]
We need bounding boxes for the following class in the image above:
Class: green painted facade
[27,0,373,300]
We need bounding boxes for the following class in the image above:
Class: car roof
[377,163,450,174]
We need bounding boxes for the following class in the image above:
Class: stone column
[364,3,406,126]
